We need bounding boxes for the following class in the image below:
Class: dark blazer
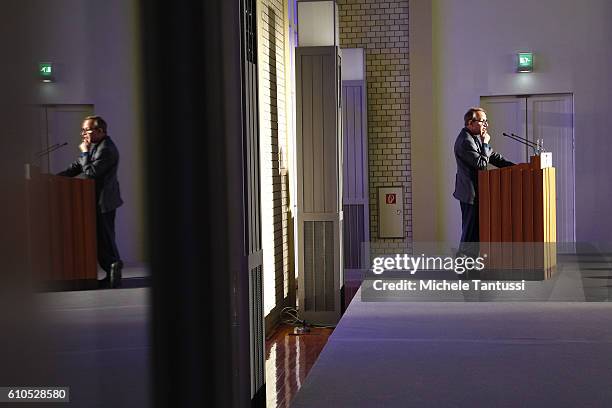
[59,136,123,213]
[453,127,514,205]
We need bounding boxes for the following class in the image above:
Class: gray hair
[84,115,108,134]
[464,107,485,126]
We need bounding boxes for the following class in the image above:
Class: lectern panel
[477,156,556,276]
[490,170,501,242]
[478,171,490,242]
[26,166,97,286]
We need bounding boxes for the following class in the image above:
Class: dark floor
[39,285,150,407]
[36,289,334,408]
[30,265,336,408]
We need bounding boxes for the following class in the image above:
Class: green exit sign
[517,52,533,72]
[39,62,54,81]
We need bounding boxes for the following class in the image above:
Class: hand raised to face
[481,131,491,145]
[79,138,91,153]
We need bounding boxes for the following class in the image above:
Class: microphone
[34,143,60,157]
[502,133,541,155]
[513,133,545,153]
[35,142,68,158]
[26,142,69,179]
[502,133,537,147]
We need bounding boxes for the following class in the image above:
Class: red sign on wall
[385,193,396,204]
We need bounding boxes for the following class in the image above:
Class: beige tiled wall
[338,0,411,242]
[258,0,294,322]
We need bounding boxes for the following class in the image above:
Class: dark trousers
[96,209,121,273]
[459,201,479,256]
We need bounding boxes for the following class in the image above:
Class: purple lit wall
[34,0,144,266]
[410,0,612,243]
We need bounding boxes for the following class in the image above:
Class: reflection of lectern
[478,153,556,279]
[26,164,98,288]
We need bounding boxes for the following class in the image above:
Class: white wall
[410,0,612,243]
[35,0,144,265]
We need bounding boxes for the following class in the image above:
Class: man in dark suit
[59,115,123,288]
[453,107,514,256]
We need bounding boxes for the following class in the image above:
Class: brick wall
[258,0,294,322]
[337,0,411,243]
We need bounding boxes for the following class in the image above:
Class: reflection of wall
[35,0,144,265]
[410,0,612,243]
[337,0,411,243]
[258,0,293,322]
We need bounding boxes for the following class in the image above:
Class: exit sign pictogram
[39,62,54,82]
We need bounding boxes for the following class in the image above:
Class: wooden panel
[49,177,62,280]
[251,61,261,253]
[323,54,337,212]
[309,56,326,212]
[59,177,75,280]
[490,169,501,242]
[550,168,556,242]
[311,55,324,212]
[501,168,513,242]
[342,86,351,199]
[531,154,541,170]
[489,169,502,269]
[72,182,86,278]
[533,169,544,269]
[550,168,556,243]
[354,86,364,200]
[511,166,524,269]
[533,169,544,242]
[82,180,98,279]
[343,204,364,269]
[547,169,552,242]
[299,47,342,216]
[343,86,353,199]
[305,221,335,312]
[342,81,369,264]
[245,62,258,253]
[511,166,524,242]
[301,56,314,212]
[245,63,253,252]
[478,161,557,274]
[296,47,343,324]
[523,169,534,270]
[27,172,97,283]
[478,171,490,242]
[341,83,368,207]
[544,168,550,242]
[522,169,534,242]
[500,168,512,269]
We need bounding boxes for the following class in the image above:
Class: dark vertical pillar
[140,0,261,406]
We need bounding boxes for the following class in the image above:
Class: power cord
[280,307,336,335]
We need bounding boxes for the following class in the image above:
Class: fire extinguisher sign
[385,193,396,205]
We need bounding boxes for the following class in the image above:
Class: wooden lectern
[478,153,556,278]
[26,164,98,289]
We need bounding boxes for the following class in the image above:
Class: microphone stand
[36,142,68,158]
[34,143,60,158]
[502,133,542,155]
[27,142,69,179]
[512,132,545,155]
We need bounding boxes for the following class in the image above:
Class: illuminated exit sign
[39,62,54,82]
[517,52,533,73]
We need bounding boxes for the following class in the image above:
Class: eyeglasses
[80,127,98,134]
[473,119,489,125]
